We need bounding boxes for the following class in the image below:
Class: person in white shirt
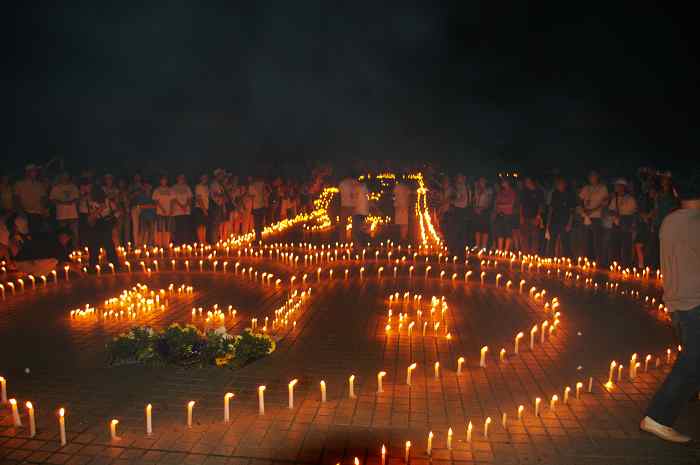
[338,174,358,241]
[152,175,174,247]
[393,180,411,241]
[578,171,609,264]
[608,179,638,267]
[14,164,47,234]
[171,174,193,245]
[194,174,209,244]
[49,173,80,248]
[352,179,369,244]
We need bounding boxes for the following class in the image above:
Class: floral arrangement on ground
[106,324,276,368]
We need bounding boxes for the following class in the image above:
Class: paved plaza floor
[1,241,699,465]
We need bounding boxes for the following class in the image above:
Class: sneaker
[640,416,692,443]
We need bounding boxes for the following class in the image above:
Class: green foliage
[105,324,271,368]
[234,329,276,366]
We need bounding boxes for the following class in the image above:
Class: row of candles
[5,355,659,464]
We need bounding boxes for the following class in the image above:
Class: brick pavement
[1,242,699,465]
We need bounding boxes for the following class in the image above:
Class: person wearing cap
[13,164,47,234]
[608,178,638,267]
[641,169,700,443]
[578,170,609,265]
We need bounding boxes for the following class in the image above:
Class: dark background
[6,2,697,178]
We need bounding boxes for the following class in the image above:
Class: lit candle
[406,363,417,385]
[146,404,152,435]
[530,325,538,350]
[644,354,652,372]
[349,375,356,398]
[0,376,6,403]
[629,353,637,379]
[258,386,266,414]
[617,364,623,381]
[110,419,119,441]
[484,417,491,438]
[224,393,234,422]
[58,408,66,446]
[535,397,541,416]
[466,420,473,441]
[381,444,386,465]
[320,380,327,402]
[514,332,524,354]
[404,441,411,463]
[427,431,433,455]
[517,405,524,420]
[447,426,453,449]
[377,371,386,393]
[607,361,617,386]
[434,361,440,379]
[457,356,465,374]
[576,382,583,399]
[550,395,558,412]
[564,386,571,404]
[501,412,507,429]
[588,377,593,393]
[500,348,506,362]
[187,401,195,427]
[540,321,548,344]
[9,398,21,426]
[26,402,36,437]
[480,346,488,367]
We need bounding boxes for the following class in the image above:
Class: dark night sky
[6,2,697,177]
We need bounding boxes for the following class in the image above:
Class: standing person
[115,178,131,247]
[86,187,118,270]
[134,184,156,246]
[171,174,193,245]
[640,170,700,443]
[472,177,493,250]
[13,164,47,234]
[393,179,411,242]
[101,174,120,249]
[193,174,209,244]
[519,176,544,255]
[545,177,575,257]
[49,173,80,249]
[128,174,146,247]
[338,173,357,242]
[240,182,254,234]
[249,175,268,238]
[152,175,173,247]
[208,169,227,243]
[352,177,369,245]
[493,178,517,252]
[450,174,470,251]
[0,175,13,212]
[608,179,638,267]
[579,170,609,265]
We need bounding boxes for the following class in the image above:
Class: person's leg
[645,308,700,426]
[131,207,140,247]
[591,218,604,265]
[635,242,645,269]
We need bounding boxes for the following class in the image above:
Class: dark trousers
[87,218,118,268]
[351,214,366,245]
[646,307,700,426]
[546,224,570,257]
[520,217,541,255]
[584,218,604,265]
[253,208,266,238]
[173,215,191,245]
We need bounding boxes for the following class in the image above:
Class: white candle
[517,405,524,420]
[550,395,558,412]
[588,377,593,393]
[576,382,583,400]
[644,354,652,372]
[530,325,538,350]
[500,348,506,362]
[427,431,433,455]
[434,361,440,379]
[288,379,298,409]
[58,408,66,446]
[9,398,21,426]
[404,441,411,463]
[381,444,386,465]
[457,356,465,374]
[146,404,152,435]
[26,402,36,437]
[514,332,524,354]
[224,393,234,422]
[377,371,386,393]
[564,386,571,404]
[501,412,507,429]
[484,417,491,439]
[320,381,326,402]
[110,419,119,441]
[535,397,541,416]
[349,375,356,398]
[447,426,453,449]
[607,361,617,385]
[0,376,6,403]
[540,321,548,344]
[480,346,488,367]
[187,401,195,427]
[629,353,637,379]
[258,386,266,415]
[406,363,417,385]
[466,421,473,442]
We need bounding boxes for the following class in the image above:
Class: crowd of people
[424,167,680,270]
[0,162,687,274]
